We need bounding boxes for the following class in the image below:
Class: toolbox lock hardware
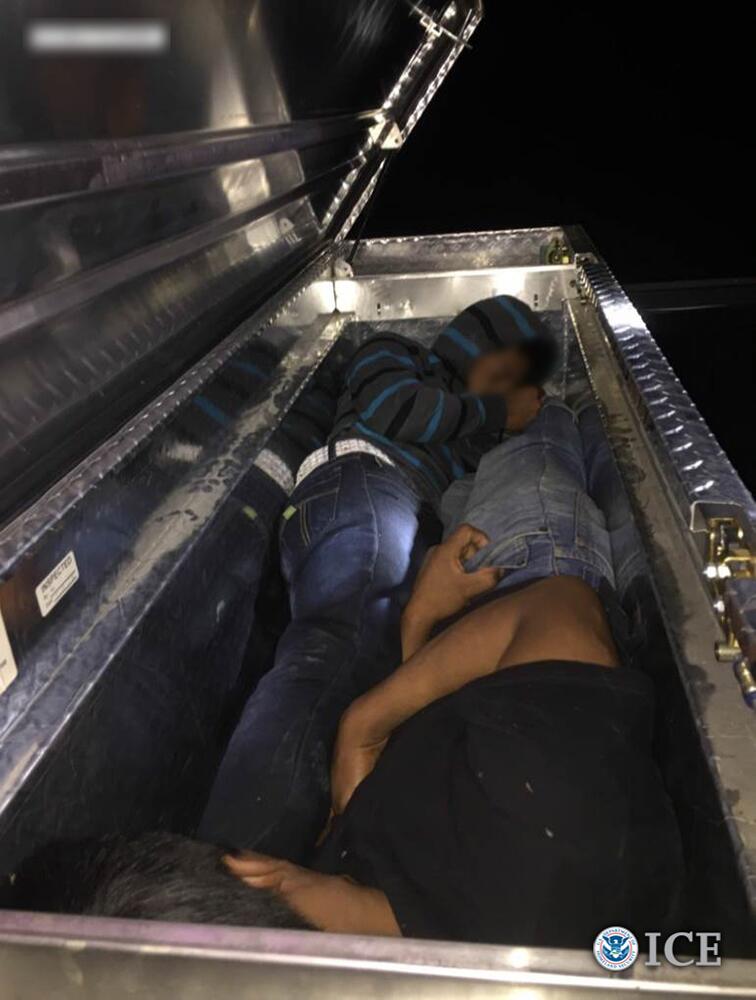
[705,515,756,706]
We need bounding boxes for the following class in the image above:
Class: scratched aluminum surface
[346,227,565,273]
[0,313,347,872]
[577,257,756,529]
[0,0,479,524]
[576,255,756,672]
[1,912,756,1000]
[0,0,484,877]
[0,246,335,577]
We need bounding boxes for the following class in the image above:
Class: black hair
[7,831,312,930]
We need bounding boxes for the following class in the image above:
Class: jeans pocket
[279,467,342,550]
[295,469,342,547]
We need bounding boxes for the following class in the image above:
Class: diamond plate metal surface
[577,256,756,529]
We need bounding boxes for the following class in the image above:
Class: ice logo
[593,926,639,971]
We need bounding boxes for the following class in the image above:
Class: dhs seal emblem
[593,927,639,971]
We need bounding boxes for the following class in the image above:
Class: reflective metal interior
[6,3,752,993]
[0,0,481,523]
[3,913,756,1000]
[0,229,755,997]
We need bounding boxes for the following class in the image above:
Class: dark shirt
[315,661,683,947]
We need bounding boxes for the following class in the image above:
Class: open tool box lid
[0,0,482,523]
[1,4,756,997]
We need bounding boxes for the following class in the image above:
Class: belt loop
[328,439,337,461]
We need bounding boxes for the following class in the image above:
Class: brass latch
[705,516,756,705]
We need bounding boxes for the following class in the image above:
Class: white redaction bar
[26,20,169,54]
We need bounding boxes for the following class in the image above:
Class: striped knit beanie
[433,295,558,385]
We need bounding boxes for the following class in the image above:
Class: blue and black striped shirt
[330,334,509,504]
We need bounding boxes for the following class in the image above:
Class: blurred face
[465,346,530,396]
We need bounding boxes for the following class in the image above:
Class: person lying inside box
[198,295,556,862]
[10,396,683,948]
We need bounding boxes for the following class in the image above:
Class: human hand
[403,523,502,628]
[224,850,306,893]
[504,385,543,432]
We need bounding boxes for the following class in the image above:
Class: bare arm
[332,576,619,815]
[331,594,521,815]
[357,595,521,739]
[399,523,502,660]
[365,577,619,739]
[400,607,435,661]
[325,524,501,818]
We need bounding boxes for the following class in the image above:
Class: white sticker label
[35,550,79,617]
[0,607,18,695]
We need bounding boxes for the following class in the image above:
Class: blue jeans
[199,454,431,860]
[441,399,641,651]
[576,404,648,606]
